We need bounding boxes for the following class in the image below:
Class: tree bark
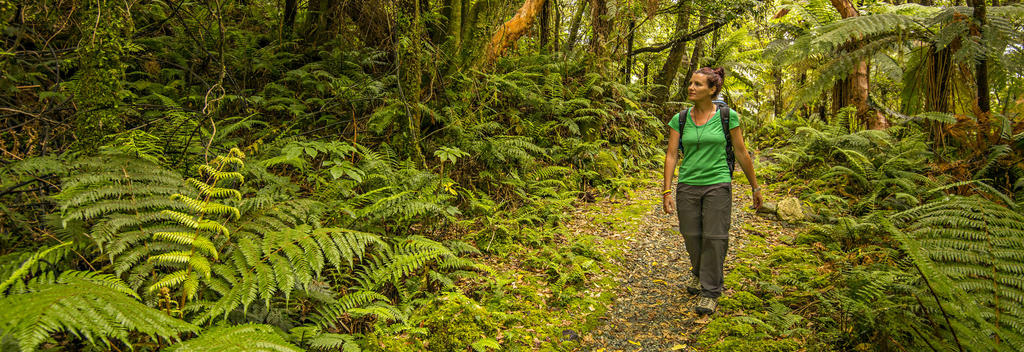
[588,0,610,56]
[540,0,550,53]
[625,19,635,83]
[630,19,728,55]
[566,0,588,52]
[651,0,690,105]
[284,0,297,31]
[481,0,548,65]
[672,15,707,102]
[461,0,498,59]
[447,0,463,49]
[829,0,888,129]
[969,0,990,114]
[553,0,560,52]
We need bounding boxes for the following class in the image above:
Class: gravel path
[577,180,758,351]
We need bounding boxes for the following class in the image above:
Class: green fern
[147,148,245,300]
[166,323,302,352]
[0,273,198,352]
[196,225,383,323]
[0,242,74,295]
[893,196,1024,350]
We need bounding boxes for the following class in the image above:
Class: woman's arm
[663,128,681,213]
[730,126,762,210]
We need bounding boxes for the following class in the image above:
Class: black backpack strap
[678,108,691,155]
[717,104,735,176]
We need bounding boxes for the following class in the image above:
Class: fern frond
[308,332,361,352]
[166,323,302,352]
[0,277,198,351]
[314,291,390,329]
[0,242,74,295]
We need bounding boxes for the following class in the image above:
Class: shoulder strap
[678,108,691,153]
[717,104,735,176]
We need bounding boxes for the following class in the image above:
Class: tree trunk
[398,0,427,165]
[284,0,297,31]
[566,0,588,52]
[461,0,498,60]
[451,0,464,48]
[643,61,648,85]
[341,0,392,48]
[588,0,610,56]
[672,15,707,102]
[970,0,990,114]
[625,19,635,83]
[540,0,550,53]
[830,0,888,129]
[772,66,783,119]
[651,0,690,105]
[553,0,560,52]
[925,45,953,113]
[481,0,547,65]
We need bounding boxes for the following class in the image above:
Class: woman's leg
[699,184,732,298]
[675,183,704,280]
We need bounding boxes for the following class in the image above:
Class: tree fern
[893,196,1024,350]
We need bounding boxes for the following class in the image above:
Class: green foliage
[199,225,385,324]
[0,242,73,294]
[393,292,501,352]
[892,196,1024,351]
[0,273,198,351]
[166,324,302,352]
[148,149,245,300]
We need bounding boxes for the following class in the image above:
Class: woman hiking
[661,67,762,315]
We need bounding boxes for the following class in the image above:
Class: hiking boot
[686,276,701,295]
[695,296,717,315]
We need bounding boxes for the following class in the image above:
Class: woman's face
[687,74,715,102]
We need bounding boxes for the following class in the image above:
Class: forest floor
[572,177,800,352]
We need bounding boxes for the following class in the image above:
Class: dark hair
[694,67,726,97]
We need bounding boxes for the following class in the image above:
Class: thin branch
[630,18,731,55]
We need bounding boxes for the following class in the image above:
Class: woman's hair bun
[713,67,726,80]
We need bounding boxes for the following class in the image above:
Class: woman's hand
[663,192,675,214]
[752,188,763,210]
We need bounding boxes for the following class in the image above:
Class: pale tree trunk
[481,0,548,65]
[652,0,691,106]
[830,0,888,129]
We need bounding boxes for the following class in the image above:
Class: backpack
[679,100,735,176]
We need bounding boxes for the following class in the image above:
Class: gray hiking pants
[676,182,731,298]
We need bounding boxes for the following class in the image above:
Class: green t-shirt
[668,108,741,186]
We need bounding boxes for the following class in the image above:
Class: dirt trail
[575,180,760,351]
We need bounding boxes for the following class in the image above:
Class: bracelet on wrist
[661,189,672,195]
